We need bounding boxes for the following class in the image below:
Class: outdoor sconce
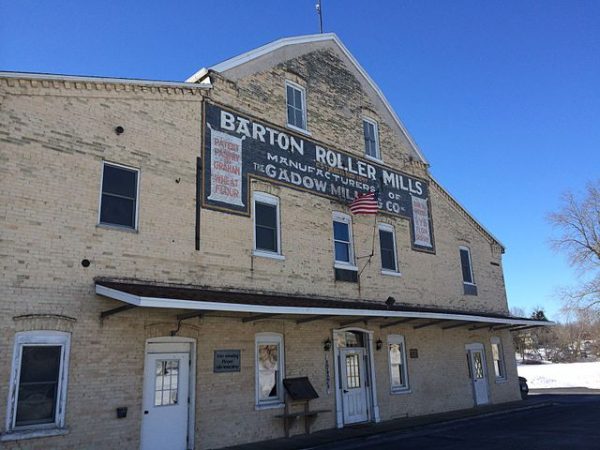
[376,339,383,351]
[115,125,124,135]
[323,338,332,351]
[385,296,396,308]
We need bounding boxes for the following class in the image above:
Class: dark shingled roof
[95,279,545,324]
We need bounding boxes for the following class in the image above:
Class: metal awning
[95,279,553,331]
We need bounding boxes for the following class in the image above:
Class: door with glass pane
[340,348,368,424]
[466,344,489,405]
[141,352,189,450]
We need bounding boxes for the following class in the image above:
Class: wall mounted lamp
[376,339,383,351]
[323,338,332,351]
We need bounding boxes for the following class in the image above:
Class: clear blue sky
[2,1,598,320]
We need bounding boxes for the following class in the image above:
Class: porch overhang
[95,280,554,330]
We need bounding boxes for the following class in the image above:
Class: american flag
[349,192,379,215]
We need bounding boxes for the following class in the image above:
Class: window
[253,192,282,259]
[459,247,474,284]
[286,81,307,131]
[255,333,284,407]
[379,224,399,274]
[6,331,71,434]
[99,162,139,229]
[491,337,506,380]
[459,246,478,295]
[388,335,409,392]
[333,212,356,269]
[363,118,380,160]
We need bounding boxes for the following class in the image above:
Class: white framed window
[98,161,140,230]
[5,331,71,436]
[363,118,380,161]
[459,246,475,285]
[285,80,307,132]
[253,192,283,260]
[378,223,399,275]
[388,335,409,393]
[255,333,284,408]
[332,212,356,270]
[490,337,507,381]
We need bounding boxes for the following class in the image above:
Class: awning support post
[100,304,136,320]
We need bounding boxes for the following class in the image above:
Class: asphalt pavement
[315,390,600,450]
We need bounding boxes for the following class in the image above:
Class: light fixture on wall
[376,339,383,351]
[323,338,332,351]
[385,296,396,308]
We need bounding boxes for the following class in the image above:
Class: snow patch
[517,361,600,389]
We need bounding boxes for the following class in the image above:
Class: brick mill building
[0,34,550,449]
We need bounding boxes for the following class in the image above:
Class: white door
[141,352,190,450]
[467,345,489,405]
[340,348,369,424]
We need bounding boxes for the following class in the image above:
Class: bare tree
[548,180,600,312]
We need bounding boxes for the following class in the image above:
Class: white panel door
[340,348,368,424]
[140,352,189,450]
[467,346,489,405]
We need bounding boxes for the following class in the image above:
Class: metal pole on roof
[316,0,324,33]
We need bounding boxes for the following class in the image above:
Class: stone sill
[1,427,69,442]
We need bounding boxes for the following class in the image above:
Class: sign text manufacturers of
[202,102,435,252]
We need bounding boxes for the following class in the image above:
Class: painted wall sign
[213,349,241,373]
[202,102,435,252]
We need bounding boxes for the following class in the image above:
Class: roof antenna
[316,0,324,33]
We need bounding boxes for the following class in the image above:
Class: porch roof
[95,279,553,330]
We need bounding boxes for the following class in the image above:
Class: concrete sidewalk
[223,397,553,450]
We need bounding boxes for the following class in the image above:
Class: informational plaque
[213,349,241,373]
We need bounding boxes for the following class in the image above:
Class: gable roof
[186,33,428,165]
[187,34,506,252]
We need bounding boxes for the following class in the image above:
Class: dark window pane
[16,346,62,426]
[333,221,349,241]
[102,165,137,198]
[100,194,136,227]
[335,242,350,262]
[294,88,302,108]
[379,230,396,270]
[255,203,277,228]
[379,230,394,251]
[286,86,294,106]
[19,346,61,383]
[295,109,304,129]
[381,249,396,271]
[460,249,473,283]
[256,226,277,252]
[287,106,295,125]
[16,383,58,426]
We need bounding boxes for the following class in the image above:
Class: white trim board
[96,284,553,327]
[186,33,428,165]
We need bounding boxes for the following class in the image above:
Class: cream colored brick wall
[0,47,518,450]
